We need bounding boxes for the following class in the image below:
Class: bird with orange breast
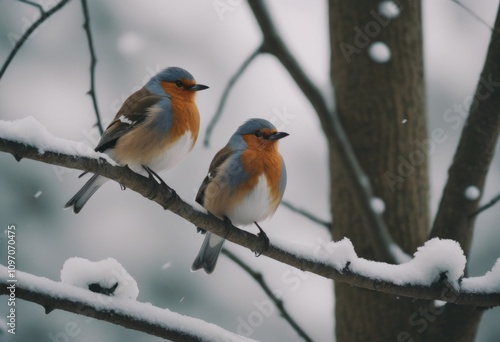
[192,118,288,273]
[65,67,208,213]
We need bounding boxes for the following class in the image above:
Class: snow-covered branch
[0,265,253,341]
[1,117,500,307]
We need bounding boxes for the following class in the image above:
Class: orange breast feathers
[161,81,200,145]
[240,135,284,208]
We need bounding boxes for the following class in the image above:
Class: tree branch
[80,0,103,134]
[0,0,72,80]
[203,45,262,147]
[469,192,500,218]
[221,249,313,342]
[430,5,500,256]
[281,200,331,230]
[18,0,44,14]
[0,266,252,341]
[247,0,408,264]
[1,132,500,306]
[451,0,494,32]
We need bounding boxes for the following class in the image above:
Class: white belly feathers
[226,174,275,226]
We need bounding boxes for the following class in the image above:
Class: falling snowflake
[464,186,480,200]
[368,42,391,63]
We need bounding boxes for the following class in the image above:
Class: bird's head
[233,118,289,151]
[146,67,209,100]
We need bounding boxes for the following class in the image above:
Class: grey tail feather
[64,174,105,214]
[191,232,225,274]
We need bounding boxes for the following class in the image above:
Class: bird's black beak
[190,84,209,91]
[267,132,289,140]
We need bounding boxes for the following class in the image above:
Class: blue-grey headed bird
[192,119,288,273]
[65,67,208,213]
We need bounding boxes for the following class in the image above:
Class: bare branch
[18,0,44,14]
[451,0,494,32]
[430,7,500,256]
[281,200,331,230]
[0,0,72,80]
[247,0,408,264]
[204,45,262,147]
[222,249,313,342]
[80,0,103,134]
[1,134,500,306]
[0,266,251,341]
[469,192,500,218]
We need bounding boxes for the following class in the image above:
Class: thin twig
[281,200,331,230]
[18,0,44,14]
[222,249,313,342]
[451,0,494,32]
[0,0,72,80]
[80,0,103,134]
[247,0,409,264]
[469,192,500,218]
[203,45,262,147]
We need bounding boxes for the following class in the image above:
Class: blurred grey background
[0,0,499,341]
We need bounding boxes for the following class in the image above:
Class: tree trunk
[329,0,429,340]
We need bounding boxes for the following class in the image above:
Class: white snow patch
[272,237,357,271]
[464,185,480,200]
[34,190,42,198]
[378,1,400,19]
[434,300,447,308]
[368,42,391,63]
[462,259,500,293]
[61,257,139,300]
[0,117,115,165]
[0,265,256,341]
[370,197,386,214]
[351,238,466,289]
[162,261,172,270]
[315,237,358,270]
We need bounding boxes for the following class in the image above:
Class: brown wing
[95,87,163,152]
[195,145,235,206]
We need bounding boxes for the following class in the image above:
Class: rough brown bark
[329,0,429,340]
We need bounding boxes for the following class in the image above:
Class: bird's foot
[254,222,269,257]
[142,166,179,208]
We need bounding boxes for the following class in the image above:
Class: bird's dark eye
[255,131,262,137]
[175,80,183,88]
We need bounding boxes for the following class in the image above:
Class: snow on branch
[0,265,254,341]
[1,117,500,307]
